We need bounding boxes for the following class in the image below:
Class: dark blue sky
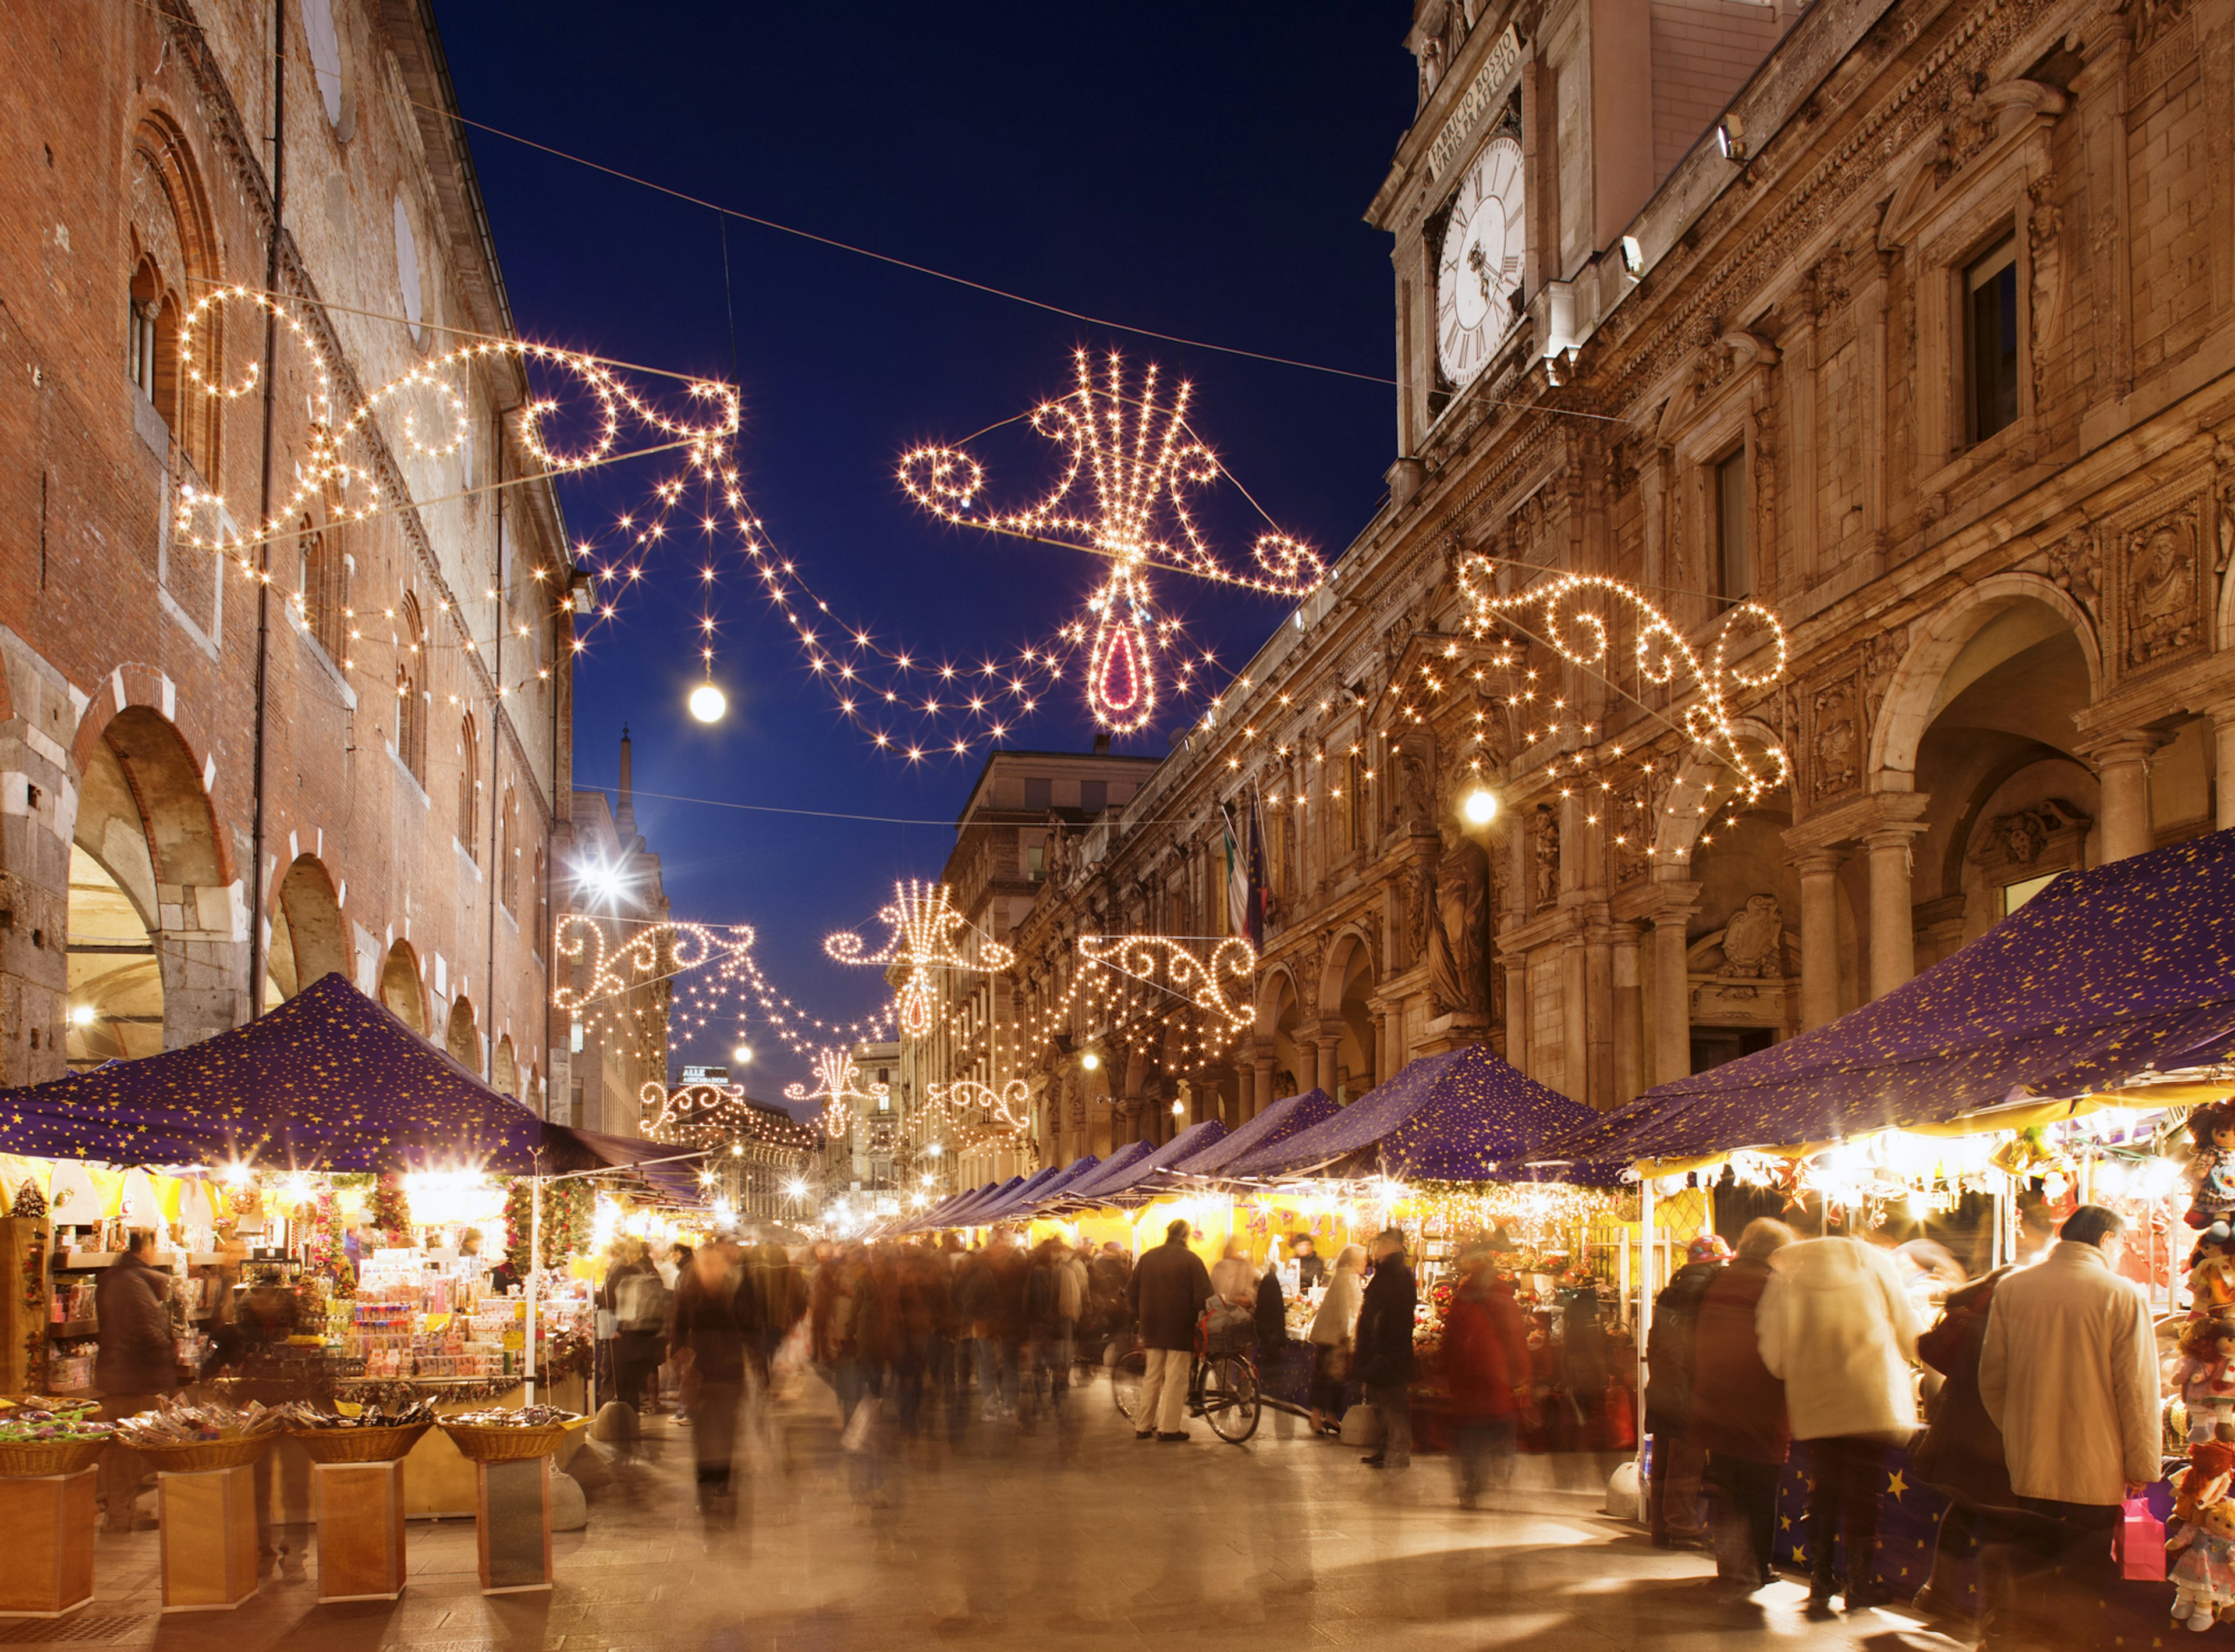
[437,2,1417,1098]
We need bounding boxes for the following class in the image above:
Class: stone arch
[445,995,479,1073]
[69,699,243,1058]
[1867,573,2102,786]
[1651,716,1786,865]
[126,109,222,477]
[1318,925,1379,1097]
[379,940,425,1035]
[493,1035,518,1099]
[265,855,349,1007]
[1255,964,1306,1100]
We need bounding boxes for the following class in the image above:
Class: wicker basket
[0,1436,109,1477]
[439,1420,571,1463]
[125,1433,276,1472]
[288,1422,431,1464]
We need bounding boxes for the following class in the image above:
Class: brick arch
[70,669,235,889]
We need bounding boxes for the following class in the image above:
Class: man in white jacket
[1975,1205,2159,1649]
[1755,1218,1921,1610]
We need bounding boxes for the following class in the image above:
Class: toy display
[2188,1104,2235,1231]
[2170,1441,2235,1630]
[2178,1318,2235,1444]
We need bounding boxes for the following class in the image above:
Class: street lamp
[688,681,728,723]
[1080,1051,1102,1071]
[1462,788,1499,826]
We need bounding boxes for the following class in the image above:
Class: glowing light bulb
[731,1045,753,1064]
[69,1004,95,1027]
[1080,1051,1102,1071]
[1462,788,1499,826]
[688,681,728,723]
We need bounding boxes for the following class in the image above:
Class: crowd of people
[1642,1202,2160,1646]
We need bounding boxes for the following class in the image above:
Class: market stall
[1534,832,2235,1612]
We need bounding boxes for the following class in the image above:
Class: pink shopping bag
[2115,1497,2167,1582]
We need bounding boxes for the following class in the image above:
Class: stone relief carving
[1612,781,1649,884]
[2028,173,2063,408]
[1530,805,1560,909]
[1426,831,1489,1019]
[1403,861,1434,967]
[1861,633,1903,734]
[2125,507,2201,668]
[1396,742,1436,836]
[1810,679,1861,801]
[2045,532,2102,627]
[1717,894,1785,979]
[2131,0,2192,51]
[1982,798,2092,868]
[2215,440,2235,576]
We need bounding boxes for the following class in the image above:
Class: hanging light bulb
[1462,788,1499,826]
[688,680,728,723]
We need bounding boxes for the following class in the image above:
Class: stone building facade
[2,1,574,1104]
[956,0,2235,1155]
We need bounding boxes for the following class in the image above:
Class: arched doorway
[379,942,425,1034]
[1319,931,1378,1099]
[446,996,480,1075]
[68,705,238,1062]
[265,856,349,1008]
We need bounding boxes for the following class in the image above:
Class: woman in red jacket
[1442,1249,1534,1507]
[1689,1218,1797,1587]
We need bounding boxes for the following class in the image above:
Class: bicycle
[1109,1324,1262,1444]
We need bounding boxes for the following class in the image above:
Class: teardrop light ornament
[1085,570,1156,732]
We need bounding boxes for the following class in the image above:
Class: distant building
[551,729,669,1133]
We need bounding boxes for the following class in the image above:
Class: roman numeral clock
[1436,133,1525,389]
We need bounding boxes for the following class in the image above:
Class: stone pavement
[51,1375,1990,1652]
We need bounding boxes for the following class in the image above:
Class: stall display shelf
[45,1321,95,1341]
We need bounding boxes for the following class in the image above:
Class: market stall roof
[966,1161,1070,1223]
[903,1181,995,1233]
[1079,1120,1230,1207]
[0,973,541,1172]
[1540,829,2235,1166]
[931,1176,1023,1228]
[1042,1140,1156,1205]
[1226,1042,1613,1183]
[976,1154,1101,1221]
[1177,1089,1339,1177]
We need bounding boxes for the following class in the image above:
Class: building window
[1027,841,1045,881]
[395,595,427,781]
[127,261,163,407]
[500,786,519,909]
[459,714,480,853]
[297,515,349,661]
[1714,447,1750,603]
[1965,235,2020,444]
[2002,871,2059,915]
[1080,780,1108,815]
[1022,777,1052,811]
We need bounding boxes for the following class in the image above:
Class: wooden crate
[313,1459,406,1601]
[157,1463,258,1611]
[0,1468,95,1617]
[473,1454,551,1594]
[0,1217,52,1395]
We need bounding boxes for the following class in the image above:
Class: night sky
[435,2,1417,1105]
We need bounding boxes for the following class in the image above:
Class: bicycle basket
[1201,1320,1257,1357]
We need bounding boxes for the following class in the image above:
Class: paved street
[62,1376,1974,1652]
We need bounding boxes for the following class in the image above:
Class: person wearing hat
[1645,1234,1733,1548]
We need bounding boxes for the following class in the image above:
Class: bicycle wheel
[1111,1349,1147,1426]
[1200,1353,1261,1444]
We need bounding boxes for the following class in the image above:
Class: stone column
[1368,999,1394,1086]
[1649,881,1699,1086]
[2214,705,2235,832]
[1791,848,1846,1032]
[1865,826,1923,1001]
[1314,1031,1340,1097]
[2092,733,2160,861]
[1253,1045,1276,1117]
[1502,955,1529,1074]
[1611,920,1643,1103]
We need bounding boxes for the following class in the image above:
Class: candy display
[282,1397,438,1430]
[446,1404,579,1428]
[112,1397,285,1449]
[0,1399,111,1442]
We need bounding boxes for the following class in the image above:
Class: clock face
[1436,134,1525,388]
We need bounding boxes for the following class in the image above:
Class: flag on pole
[1222,805,1249,939]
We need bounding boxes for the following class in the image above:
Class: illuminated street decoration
[899,349,1324,733]
[549,916,752,1015]
[785,1047,888,1139]
[1076,934,1258,1034]
[826,880,1014,1040]
[924,1078,1033,1133]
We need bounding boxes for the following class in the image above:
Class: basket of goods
[282,1398,438,1463]
[112,1398,285,1472]
[438,1404,582,1463]
[0,1398,112,1476]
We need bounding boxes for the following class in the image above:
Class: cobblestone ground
[61,1375,1981,1652]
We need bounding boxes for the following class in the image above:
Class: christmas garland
[369,1175,413,1246]
[503,1178,591,1272]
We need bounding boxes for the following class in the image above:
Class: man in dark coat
[1691,1219,1796,1587]
[1127,1218,1212,1441]
[95,1229,175,1530]
[1911,1266,2017,1624]
[669,1239,761,1502]
[1354,1228,1418,1469]
[1646,1234,1731,1547]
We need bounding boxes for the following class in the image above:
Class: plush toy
[2178,1317,2235,1443]
[2193,1226,2235,1320]
[2187,1105,2235,1230]
[2170,1441,2235,1630]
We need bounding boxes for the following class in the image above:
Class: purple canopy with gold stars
[0,972,542,1172]
[1225,1042,1615,1184]
[1178,1088,1339,1176]
[1543,829,2235,1164]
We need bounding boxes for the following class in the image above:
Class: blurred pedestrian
[1976,1205,2159,1649]
[1292,1234,1326,1292]
[1909,1264,2016,1626]
[1253,1259,1287,1354]
[1645,1234,1732,1548]
[1756,1210,1920,1609]
[95,1229,175,1531]
[1443,1248,1531,1506]
[1691,1218,1794,1589]
[670,1238,760,1504]
[1355,1228,1417,1471]
[607,1238,669,1413]
[1021,1237,1079,1415]
[1128,1217,1212,1441]
[1307,1244,1365,1437]
[1211,1235,1258,1305]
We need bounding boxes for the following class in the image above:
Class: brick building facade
[2,1,574,1104]
[926,0,2235,1157]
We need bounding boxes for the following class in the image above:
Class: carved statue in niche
[1427,830,1490,1018]
[2128,517,2198,666]
[1396,744,1435,836]
[1530,805,1560,909]
[1489,829,1513,918]
[1718,895,1785,979]
[1812,681,1860,799]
